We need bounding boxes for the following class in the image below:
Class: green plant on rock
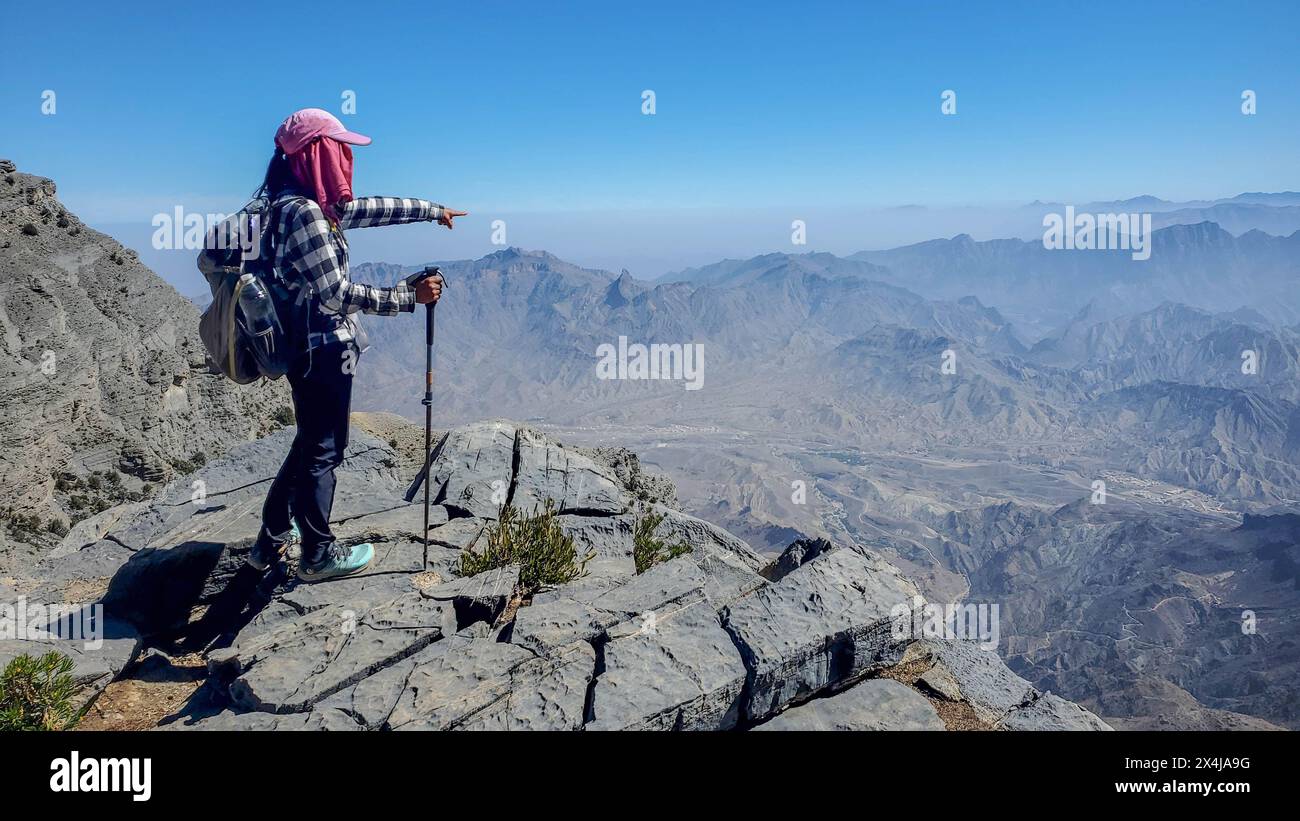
[0,651,80,731]
[459,500,593,595]
[633,508,692,574]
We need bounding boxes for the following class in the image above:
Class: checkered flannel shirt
[271,194,445,350]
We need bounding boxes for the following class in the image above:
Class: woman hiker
[245,107,467,582]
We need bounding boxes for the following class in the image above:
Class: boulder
[0,607,141,719]
[723,546,920,721]
[510,427,626,515]
[424,421,517,518]
[509,556,709,658]
[754,679,945,731]
[587,598,747,731]
[999,692,1114,731]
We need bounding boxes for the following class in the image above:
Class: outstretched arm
[335,196,466,230]
[283,200,415,315]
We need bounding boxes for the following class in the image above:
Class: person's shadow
[102,538,280,655]
[100,538,292,726]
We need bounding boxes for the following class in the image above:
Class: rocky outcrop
[3,420,1109,731]
[0,162,286,565]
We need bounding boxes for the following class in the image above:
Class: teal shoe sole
[297,543,375,583]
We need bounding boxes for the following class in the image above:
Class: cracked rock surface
[9,420,1109,731]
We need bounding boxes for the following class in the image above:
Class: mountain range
[4,159,1297,730]
[347,237,1300,729]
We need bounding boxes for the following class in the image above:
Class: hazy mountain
[350,247,1022,423]
[1029,302,1300,402]
[663,251,892,287]
[340,240,1300,730]
[849,222,1300,331]
[1152,204,1300,236]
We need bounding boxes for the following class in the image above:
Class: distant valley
[347,220,1300,730]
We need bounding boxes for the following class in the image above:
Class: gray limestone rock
[998,691,1114,731]
[897,639,1036,725]
[509,556,708,658]
[754,679,945,731]
[424,421,517,519]
[208,592,444,714]
[7,418,1105,733]
[723,546,920,721]
[510,426,626,515]
[587,598,746,731]
[382,632,593,731]
[0,607,141,718]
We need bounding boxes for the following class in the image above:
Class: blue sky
[3,0,1298,284]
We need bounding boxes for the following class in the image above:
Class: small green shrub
[633,509,692,574]
[271,406,295,427]
[2,512,44,541]
[46,518,68,537]
[0,652,80,731]
[459,500,593,595]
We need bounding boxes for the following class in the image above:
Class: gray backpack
[196,197,304,383]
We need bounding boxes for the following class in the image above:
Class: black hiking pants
[257,342,356,563]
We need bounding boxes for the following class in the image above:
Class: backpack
[196,197,306,383]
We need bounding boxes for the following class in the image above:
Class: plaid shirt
[271,193,445,351]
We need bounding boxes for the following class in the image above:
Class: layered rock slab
[754,679,945,731]
[723,546,920,721]
[370,630,594,731]
[587,598,747,731]
[207,591,445,714]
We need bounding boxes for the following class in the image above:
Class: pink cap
[274,108,372,155]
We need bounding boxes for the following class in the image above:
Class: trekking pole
[407,266,441,570]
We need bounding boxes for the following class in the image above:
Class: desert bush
[459,500,593,594]
[0,652,80,731]
[3,512,44,541]
[633,509,692,574]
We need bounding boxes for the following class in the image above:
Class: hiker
[245,108,467,582]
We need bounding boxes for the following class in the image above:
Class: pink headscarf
[287,137,354,224]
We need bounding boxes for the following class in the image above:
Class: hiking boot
[247,521,300,572]
[297,542,375,583]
